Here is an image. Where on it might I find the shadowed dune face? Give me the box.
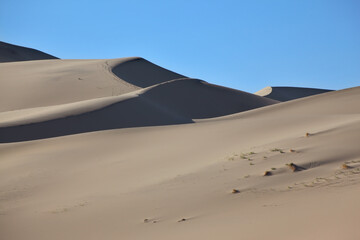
[112,58,186,88]
[0,41,58,63]
[255,86,333,101]
[0,97,193,143]
[0,79,278,143]
[142,79,279,119]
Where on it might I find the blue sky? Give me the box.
[1,0,359,93]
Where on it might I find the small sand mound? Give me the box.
[232,189,240,194]
[287,163,301,172]
[264,171,272,176]
[342,164,351,169]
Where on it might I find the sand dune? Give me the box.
[255,86,333,101]
[0,86,359,240]
[1,57,208,111]
[0,41,58,63]
[0,58,139,111]
[141,78,278,119]
[0,56,182,111]
[0,43,359,240]
[0,78,277,142]
[112,57,186,87]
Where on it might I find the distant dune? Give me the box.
[0,41,58,63]
[255,86,333,101]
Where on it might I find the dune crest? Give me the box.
[111,57,187,87]
[0,78,278,142]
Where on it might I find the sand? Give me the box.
[0,41,58,63]
[255,86,333,101]
[0,44,359,240]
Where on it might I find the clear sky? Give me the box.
[1,0,359,93]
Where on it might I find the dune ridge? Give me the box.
[0,78,278,142]
[111,57,187,87]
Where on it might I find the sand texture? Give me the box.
[1,44,359,240]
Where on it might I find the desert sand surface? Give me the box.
[255,86,333,101]
[1,44,360,240]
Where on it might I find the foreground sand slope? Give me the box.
[0,41,58,63]
[255,86,333,101]
[0,86,359,240]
